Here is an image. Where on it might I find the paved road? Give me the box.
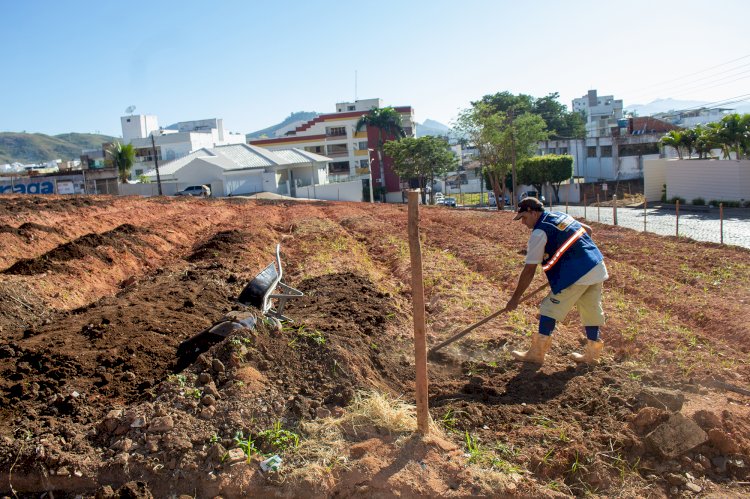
[548,204,750,249]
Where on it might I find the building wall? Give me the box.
[666,160,750,202]
[295,179,363,202]
[121,114,159,142]
[645,159,750,203]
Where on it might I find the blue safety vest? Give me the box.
[534,211,603,294]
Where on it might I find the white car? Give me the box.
[175,185,211,197]
[488,192,510,207]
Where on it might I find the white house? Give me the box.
[120,114,245,179]
[140,143,332,198]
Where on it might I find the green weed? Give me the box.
[257,421,300,453]
[233,430,258,460]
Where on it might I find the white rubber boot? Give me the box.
[511,333,552,364]
[570,339,604,365]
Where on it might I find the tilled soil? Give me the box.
[0,195,748,498]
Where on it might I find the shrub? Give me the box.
[692,197,706,206]
[710,200,741,208]
[669,196,686,204]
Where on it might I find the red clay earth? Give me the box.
[0,194,748,498]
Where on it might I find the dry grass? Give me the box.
[289,390,441,480]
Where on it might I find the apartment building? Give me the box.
[250,98,415,203]
[573,90,624,138]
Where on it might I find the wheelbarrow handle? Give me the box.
[428,283,548,355]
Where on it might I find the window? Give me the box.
[347,105,355,111]
[560,147,568,154]
[304,145,323,154]
[403,126,413,136]
[135,169,143,176]
[358,141,368,150]
[359,159,369,168]
[587,146,597,158]
[329,161,349,174]
[600,146,612,157]
[618,143,660,157]
[326,126,346,137]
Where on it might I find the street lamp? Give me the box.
[366,148,375,203]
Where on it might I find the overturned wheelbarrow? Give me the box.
[175,244,304,370]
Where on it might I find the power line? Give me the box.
[646,63,750,95]
[667,71,750,98]
[627,54,750,97]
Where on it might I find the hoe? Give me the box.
[428,283,547,358]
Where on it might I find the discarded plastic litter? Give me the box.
[260,454,282,472]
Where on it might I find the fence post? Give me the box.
[597,194,600,222]
[407,190,429,436]
[720,203,724,245]
[613,195,618,226]
[675,199,680,237]
[644,200,647,232]
[565,197,569,214]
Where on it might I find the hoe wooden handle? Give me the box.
[428,283,548,356]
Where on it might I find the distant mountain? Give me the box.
[246,111,319,140]
[625,98,709,116]
[0,132,118,164]
[416,119,451,138]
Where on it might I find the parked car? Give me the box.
[519,190,545,204]
[441,196,457,207]
[175,185,211,197]
[433,192,445,204]
[488,191,510,207]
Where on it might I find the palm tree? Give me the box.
[108,142,136,183]
[660,130,684,159]
[718,113,750,160]
[355,107,406,201]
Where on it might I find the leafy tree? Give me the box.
[355,107,406,201]
[107,142,136,183]
[384,136,458,204]
[474,91,585,139]
[454,104,547,209]
[518,155,573,202]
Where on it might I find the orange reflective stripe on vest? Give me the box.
[542,227,586,272]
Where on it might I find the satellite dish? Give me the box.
[125,105,136,114]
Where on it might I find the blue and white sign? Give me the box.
[0,180,56,195]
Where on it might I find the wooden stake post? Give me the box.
[675,199,680,237]
[407,190,430,435]
[720,203,724,244]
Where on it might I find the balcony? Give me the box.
[326,145,349,157]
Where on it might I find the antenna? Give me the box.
[125,105,136,115]
[355,70,357,102]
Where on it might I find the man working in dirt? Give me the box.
[505,197,608,365]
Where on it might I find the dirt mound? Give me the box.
[187,229,247,262]
[3,224,150,275]
[0,195,109,216]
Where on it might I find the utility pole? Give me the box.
[509,109,518,208]
[151,134,163,196]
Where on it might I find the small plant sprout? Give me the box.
[167,374,187,387]
[233,430,258,460]
[464,431,483,464]
[257,421,300,453]
[440,409,459,432]
[187,388,202,400]
[209,433,220,445]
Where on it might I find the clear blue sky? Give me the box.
[2,0,749,137]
